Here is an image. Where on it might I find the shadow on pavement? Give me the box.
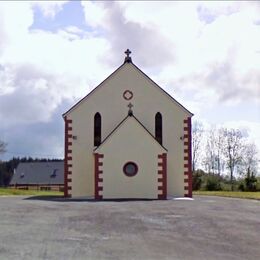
[24,196,156,202]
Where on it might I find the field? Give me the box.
[1,188,260,200]
[193,190,260,200]
[0,187,63,196]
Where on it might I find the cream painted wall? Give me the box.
[65,62,192,197]
[96,116,166,199]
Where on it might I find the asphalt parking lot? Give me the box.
[0,196,259,260]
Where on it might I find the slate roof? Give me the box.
[10,161,64,185]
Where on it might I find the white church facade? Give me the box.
[63,50,193,199]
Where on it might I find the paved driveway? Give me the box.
[0,196,259,260]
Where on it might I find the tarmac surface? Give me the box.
[0,195,259,260]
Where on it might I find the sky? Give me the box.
[0,1,259,161]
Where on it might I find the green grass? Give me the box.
[0,187,63,196]
[193,191,260,200]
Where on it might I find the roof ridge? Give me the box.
[94,114,167,152]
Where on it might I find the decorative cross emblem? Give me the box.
[128,103,133,110]
[125,49,131,58]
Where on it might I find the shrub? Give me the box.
[256,177,260,191]
[245,174,257,191]
[238,182,245,191]
[205,175,222,191]
[192,169,205,190]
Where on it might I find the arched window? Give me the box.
[94,113,101,146]
[155,112,162,145]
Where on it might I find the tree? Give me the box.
[215,128,226,176]
[204,128,216,174]
[239,142,259,176]
[0,140,7,186]
[0,140,7,155]
[238,142,259,191]
[192,121,204,172]
[222,128,243,191]
[203,127,225,175]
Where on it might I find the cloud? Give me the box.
[197,1,241,24]
[0,1,112,160]
[0,62,88,127]
[0,1,259,160]
[222,120,260,150]
[81,1,175,68]
[0,2,112,128]
[0,2,33,52]
[31,1,68,19]
[204,62,260,103]
[0,100,71,160]
[95,1,260,104]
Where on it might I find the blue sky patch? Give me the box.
[30,1,93,33]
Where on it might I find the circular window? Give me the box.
[123,90,133,100]
[123,162,138,177]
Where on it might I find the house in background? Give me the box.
[9,161,64,191]
[63,50,193,199]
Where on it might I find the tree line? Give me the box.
[1,126,259,191]
[192,121,259,191]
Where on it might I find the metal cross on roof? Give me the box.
[124,49,132,63]
[128,102,133,116]
[125,49,131,58]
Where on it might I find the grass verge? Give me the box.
[193,191,260,200]
[0,187,63,196]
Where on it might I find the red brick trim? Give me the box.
[183,117,192,197]
[158,162,163,167]
[158,153,167,199]
[94,153,104,200]
[64,116,73,198]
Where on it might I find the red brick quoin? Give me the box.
[183,117,192,197]
[94,153,104,200]
[158,153,167,199]
[64,116,73,198]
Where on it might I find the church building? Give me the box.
[63,50,193,199]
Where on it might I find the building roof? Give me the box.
[9,161,64,185]
[94,113,168,152]
[63,51,193,117]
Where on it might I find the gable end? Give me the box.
[63,61,193,118]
